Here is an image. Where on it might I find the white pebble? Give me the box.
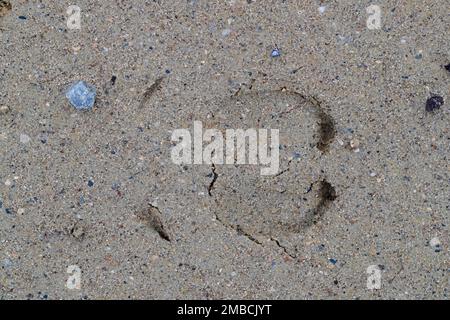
[350,139,360,149]
[429,237,440,247]
[0,106,10,114]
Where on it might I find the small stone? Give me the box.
[328,258,337,265]
[0,106,10,114]
[271,48,281,58]
[429,237,440,247]
[38,293,49,300]
[318,6,326,14]
[20,133,31,144]
[87,179,94,187]
[66,81,97,110]
[71,225,85,239]
[350,139,359,150]
[444,64,450,72]
[425,95,444,112]
[429,237,441,252]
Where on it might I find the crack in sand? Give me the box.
[207,164,218,196]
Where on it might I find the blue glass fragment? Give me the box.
[66,81,96,110]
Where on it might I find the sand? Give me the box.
[0,0,448,299]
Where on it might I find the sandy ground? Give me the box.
[0,0,449,299]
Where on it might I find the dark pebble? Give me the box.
[445,64,450,72]
[329,258,337,265]
[38,293,48,300]
[426,95,444,112]
[18,15,27,20]
[87,180,94,187]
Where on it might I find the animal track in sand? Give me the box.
[201,89,338,258]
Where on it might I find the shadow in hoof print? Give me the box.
[200,89,337,258]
